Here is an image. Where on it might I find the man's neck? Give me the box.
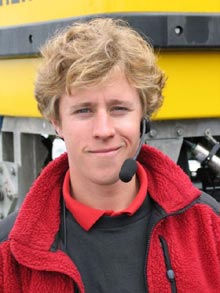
[69,173,139,212]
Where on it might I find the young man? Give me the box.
[1,18,220,292]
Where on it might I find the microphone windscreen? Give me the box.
[119,159,138,183]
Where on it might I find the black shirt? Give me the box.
[64,194,152,293]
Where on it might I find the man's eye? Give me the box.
[111,106,129,112]
[75,108,91,114]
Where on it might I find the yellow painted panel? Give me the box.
[0,58,40,117]
[0,0,220,27]
[0,2,219,119]
[157,51,220,119]
[0,52,219,119]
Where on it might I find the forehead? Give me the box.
[67,72,140,104]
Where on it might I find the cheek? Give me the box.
[122,122,141,149]
[129,117,142,136]
[63,128,85,150]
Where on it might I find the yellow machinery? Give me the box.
[0,0,220,218]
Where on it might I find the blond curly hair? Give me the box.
[34,18,166,121]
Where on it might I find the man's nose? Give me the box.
[92,112,115,139]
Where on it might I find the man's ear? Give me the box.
[51,119,63,138]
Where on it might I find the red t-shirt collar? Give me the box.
[63,162,148,231]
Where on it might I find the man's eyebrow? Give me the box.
[69,99,134,110]
[107,99,134,106]
[70,102,94,109]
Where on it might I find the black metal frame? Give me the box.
[1,12,220,58]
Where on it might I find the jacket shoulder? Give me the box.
[196,192,220,215]
[0,211,18,243]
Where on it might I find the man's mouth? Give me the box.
[89,146,121,154]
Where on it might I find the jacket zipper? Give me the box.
[144,211,177,292]
[159,235,177,293]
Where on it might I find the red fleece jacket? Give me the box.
[0,144,220,292]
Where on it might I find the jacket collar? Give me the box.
[138,144,201,213]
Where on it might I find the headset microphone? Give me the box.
[119,118,150,183]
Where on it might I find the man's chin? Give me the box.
[90,172,121,186]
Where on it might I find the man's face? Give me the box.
[53,72,143,187]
